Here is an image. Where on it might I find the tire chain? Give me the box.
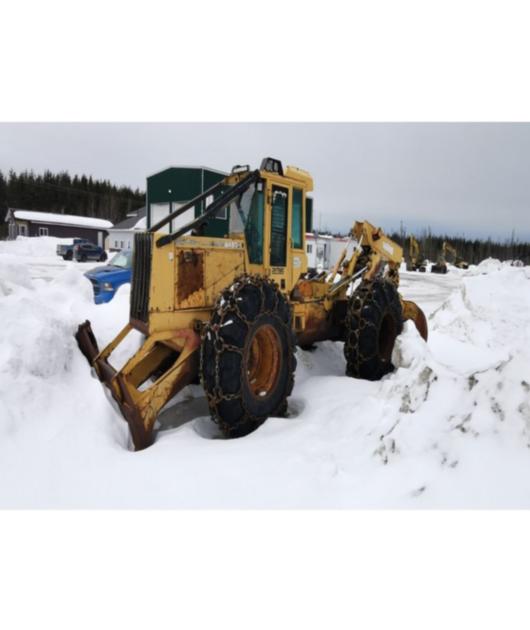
[343,279,403,378]
[200,274,296,435]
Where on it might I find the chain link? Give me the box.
[344,278,402,377]
[200,274,294,435]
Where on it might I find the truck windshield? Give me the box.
[109,251,132,268]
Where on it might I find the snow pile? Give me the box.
[284,263,530,507]
[474,257,506,274]
[0,235,72,258]
[380,265,530,505]
[0,259,33,295]
[0,237,529,507]
[0,242,141,506]
[0,261,126,432]
[465,257,530,277]
[0,236,111,284]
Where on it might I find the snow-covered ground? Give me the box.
[1,236,530,508]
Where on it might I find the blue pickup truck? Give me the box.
[84,250,132,304]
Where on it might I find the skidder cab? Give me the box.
[76,158,428,450]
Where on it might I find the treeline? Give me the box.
[386,228,530,265]
[324,227,530,265]
[0,169,145,236]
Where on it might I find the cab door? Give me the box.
[289,187,306,287]
[268,184,289,291]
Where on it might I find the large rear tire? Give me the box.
[344,279,403,380]
[200,275,296,438]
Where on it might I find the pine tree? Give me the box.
[2,168,145,228]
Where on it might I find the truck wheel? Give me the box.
[344,279,403,381]
[200,275,296,438]
[99,252,107,262]
[65,251,73,261]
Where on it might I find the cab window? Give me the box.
[244,186,264,264]
[270,186,288,267]
[292,188,303,249]
[225,182,265,264]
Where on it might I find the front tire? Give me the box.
[200,275,296,438]
[344,279,403,380]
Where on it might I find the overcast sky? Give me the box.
[1,122,529,241]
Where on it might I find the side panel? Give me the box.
[144,233,246,334]
[175,246,246,310]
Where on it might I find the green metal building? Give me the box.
[146,166,227,237]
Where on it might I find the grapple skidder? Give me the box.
[76,158,428,450]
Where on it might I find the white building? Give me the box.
[107,207,146,251]
[305,233,349,271]
[6,208,112,246]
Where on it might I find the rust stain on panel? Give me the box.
[177,250,204,302]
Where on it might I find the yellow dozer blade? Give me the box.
[76,320,200,450]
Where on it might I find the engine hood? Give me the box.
[85,265,130,284]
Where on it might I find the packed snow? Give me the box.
[1,236,530,508]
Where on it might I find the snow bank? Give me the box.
[0,237,529,507]
[465,257,530,277]
[0,260,33,295]
[0,258,128,443]
[384,265,530,506]
[0,235,72,258]
[0,239,141,507]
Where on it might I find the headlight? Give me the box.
[102,282,113,291]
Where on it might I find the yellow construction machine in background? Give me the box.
[432,240,469,273]
[405,235,427,272]
[76,158,428,450]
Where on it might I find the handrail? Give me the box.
[148,178,226,233]
[155,170,261,248]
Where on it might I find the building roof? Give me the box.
[108,207,146,231]
[147,165,228,179]
[8,208,113,229]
